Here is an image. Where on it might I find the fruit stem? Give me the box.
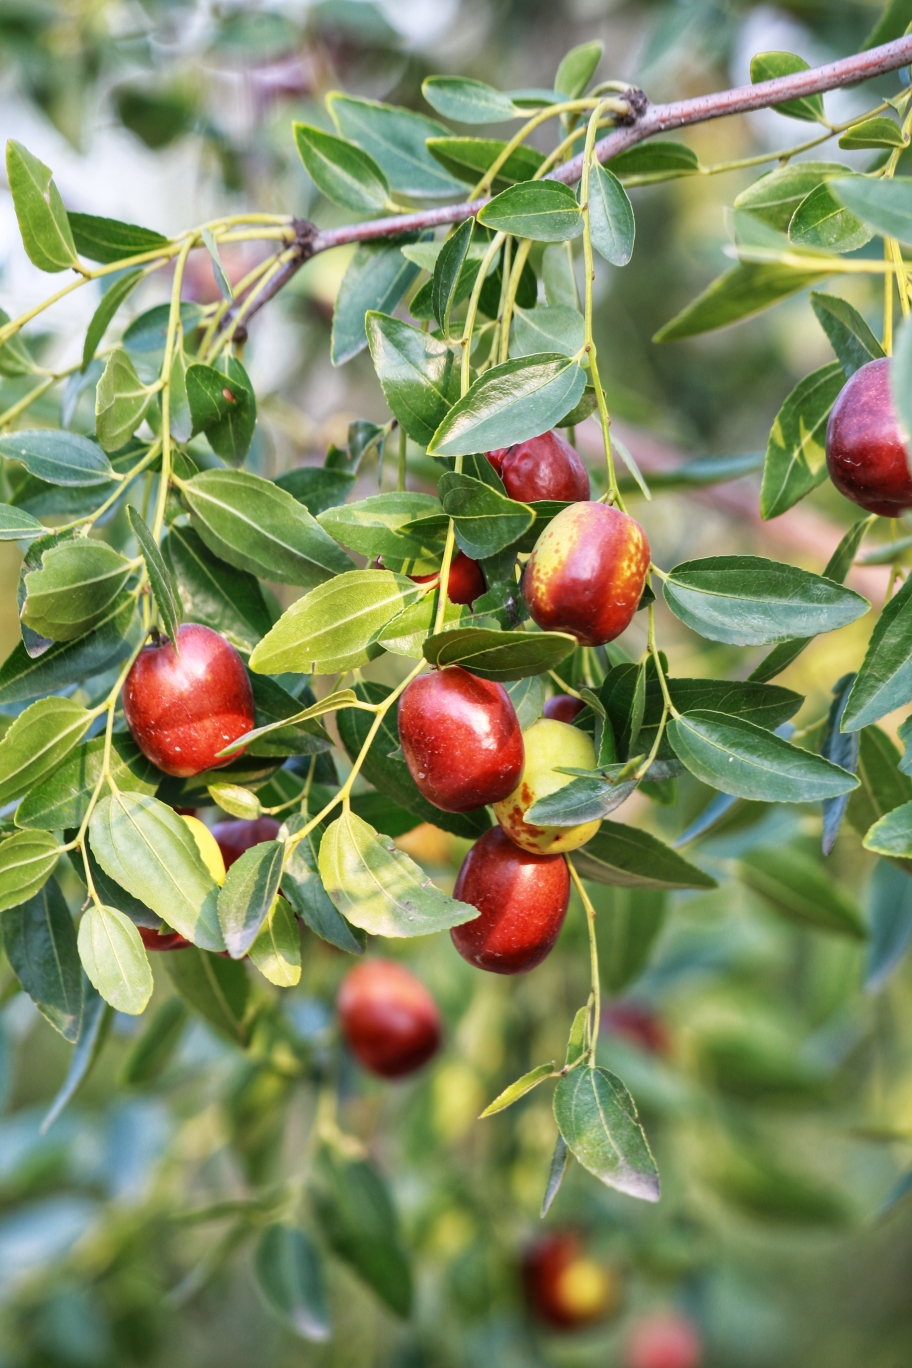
[466,97,612,200]
[647,604,676,718]
[499,237,533,364]
[152,235,194,543]
[568,860,601,1064]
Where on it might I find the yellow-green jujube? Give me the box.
[493,718,600,855]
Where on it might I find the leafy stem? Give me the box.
[567,859,601,1065]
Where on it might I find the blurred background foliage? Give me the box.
[2,1,912,1365]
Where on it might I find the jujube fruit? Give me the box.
[123,623,255,778]
[338,958,441,1078]
[398,666,524,813]
[494,718,601,855]
[543,694,585,724]
[523,1231,623,1329]
[451,826,569,974]
[139,926,189,952]
[487,429,590,502]
[211,816,281,870]
[603,1001,670,1055]
[825,356,912,515]
[624,1313,703,1368]
[377,551,485,606]
[523,502,650,646]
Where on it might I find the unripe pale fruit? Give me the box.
[487,429,590,502]
[123,624,255,778]
[494,718,600,855]
[524,1232,623,1330]
[523,502,650,646]
[625,1314,703,1368]
[543,694,585,724]
[825,357,912,515]
[451,826,569,974]
[398,666,524,813]
[211,816,281,871]
[338,959,441,1078]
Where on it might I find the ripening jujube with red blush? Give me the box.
[122,623,255,778]
[410,550,486,605]
[486,429,590,503]
[543,693,585,724]
[398,666,524,813]
[825,356,912,515]
[523,501,650,646]
[337,958,441,1078]
[451,825,569,974]
[624,1313,703,1368]
[211,816,281,871]
[523,1231,623,1330]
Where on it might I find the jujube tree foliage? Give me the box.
[2,19,912,1339]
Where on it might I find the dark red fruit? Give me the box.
[625,1314,703,1368]
[398,667,524,813]
[523,502,650,646]
[488,429,590,502]
[451,826,569,973]
[603,1001,670,1055]
[543,694,585,724]
[410,551,486,606]
[825,357,912,515]
[123,624,255,778]
[338,958,441,1078]
[211,816,281,871]
[138,926,190,951]
[524,1231,622,1329]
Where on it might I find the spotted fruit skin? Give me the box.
[825,357,912,515]
[451,826,569,974]
[524,1232,622,1330]
[494,718,600,855]
[487,429,590,502]
[398,666,524,813]
[123,624,255,778]
[523,502,650,646]
[211,816,281,871]
[543,694,585,724]
[338,958,441,1078]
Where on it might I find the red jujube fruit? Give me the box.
[398,666,524,813]
[524,1231,622,1329]
[211,816,281,870]
[451,826,569,973]
[338,959,442,1078]
[543,694,585,724]
[825,356,912,515]
[488,429,590,502]
[138,926,189,951]
[123,623,255,778]
[411,550,486,606]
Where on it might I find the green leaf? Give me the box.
[201,356,256,465]
[82,270,144,370]
[21,540,134,642]
[95,347,151,452]
[243,676,333,759]
[606,141,699,183]
[866,859,912,993]
[319,492,445,571]
[478,181,583,242]
[423,626,576,680]
[0,308,37,379]
[863,800,912,860]
[843,573,912,730]
[789,182,872,253]
[318,809,477,937]
[207,783,262,820]
[250,569,423,676]
[438,472,534,559]
[294,121,390,211]
[654,262,829,343]
[810,291,884,377]
[2,877,82,1041]
[5,140,78,272]
[571,822,716,891]
[128,506,181,645]
[376,596,471,659]
[433,219,474,335]
[162,525,272,653]
[839,116,907,150]
[663,555,868,646]
[0,697,92,805]
[365,313,458,444]
[846,725,912,874]
[587,164,635,266]
[761,362,846,519]
[511,304,585,359]
[248,895,301,987]
[829,176,912,244]
[506,674,546,729]
[217,840,284,958]
[77,903,152,1015]
[750,51,825,122]
[313,1147,412,1316]
[122,301,203,358]
[479,1062,556,1118]
[41,985,111,1133]
[254,1225,330,1342]
[281,814,364,954]
[421,76,521,124]
[199,227,231,302]
[428,352,585,456]
[541,1133,570,1217]
[592,884,666,994]
[120,997,188,1086]
[863,0,912,48]
[67,212,168,264]
[733,163,847,231]
[0,430,115,486]
[425,136,544,189]
[667,710,859,802]
[0,594,139,705]
[184,362,231,432]
[553,1065,659,1202]
[332,238,424,366]
[555,41,603,99]
[274,468,356,516]
[89,792,224,951]
[164,946,249,1045]
[526,771,638,826]
[0,506,43,541]
[181,469,352,588]
[740,846,866,937]
[328,93,464,199]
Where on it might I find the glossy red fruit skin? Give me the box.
[398,667,524,813]
[211,816,281,871]
[123,624,255,778]
[825,357,912,515]
[490,430,590,503]
[451,826,569,974]
[138,926,190,951]
[523,502,650,646]
[411,551,485,606]
[625,1314,702,1368]
[338,959,441,1078]
[543,694,585,724]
